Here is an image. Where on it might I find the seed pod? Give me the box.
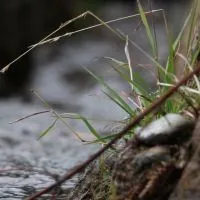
[135,114,195,146]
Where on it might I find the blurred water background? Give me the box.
[0,0,192,198]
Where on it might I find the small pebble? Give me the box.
[133,146,171,173]
[135,113,195,145]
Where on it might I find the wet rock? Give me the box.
[133,146,171,173]
[135,113,195,145]
[112,115,194,200]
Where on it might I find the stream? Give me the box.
[0,2,190,199]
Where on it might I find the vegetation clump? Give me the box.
[3,0,200,199]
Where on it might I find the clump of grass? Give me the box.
[5,0,200,199]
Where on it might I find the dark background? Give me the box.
[0,0,191,98]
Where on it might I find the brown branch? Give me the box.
[26,65,200,200]
[9,110,50,124]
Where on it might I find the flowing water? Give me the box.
[0,2,190,199]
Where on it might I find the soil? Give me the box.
[169,115,200,200]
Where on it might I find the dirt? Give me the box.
[170,115,200,200]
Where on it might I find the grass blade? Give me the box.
[37,119,58,140]
[75,114,102,141]
[84,67,134,115]
[137,0,157,58]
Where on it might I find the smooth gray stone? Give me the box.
[135,114,195,145]
[133,146,171,173]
